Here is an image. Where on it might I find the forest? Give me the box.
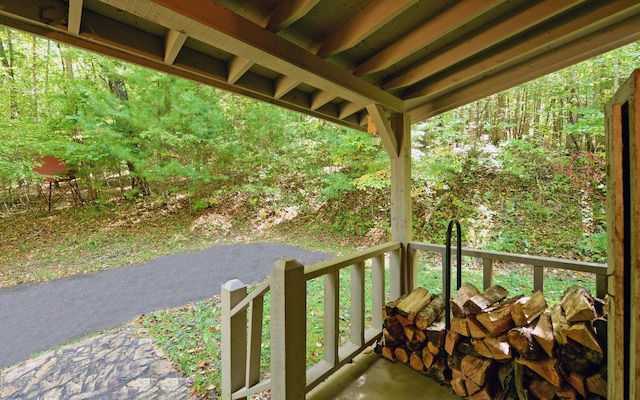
[1,27,639,285]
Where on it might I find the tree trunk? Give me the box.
[108,77,151,197]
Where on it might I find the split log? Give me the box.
[467,387,493,400]
[465,378,482,396]
[517,357,565,387]
[484,334,512,361]
[421,346,434,369]
[426,341,440,356]
[563,321,602,353]
[467,315,488,339]
[383,316,405,342]
[393,346,410,363]
[415,294,445,330]
[451,283,480,317]
[471,338,494,359]
[381,346,395,361]
[451,377,468,397]
[561,285,596,323]
[511,291,547,327]
[464,285,509,314]
[507,326,542,360]
[384,295,405,318]
[425,356,446,382]
[528,378,557,400]
[566,371,587,398]
[409,351,425,372]
[458,339,482,357]
[445,331,461,356]
[476,302,515,336]
[396,287,433,323]
[461,355,494,387]
[585,367,607,398]
[531,312,555,358]
[551,304,569,345]
[451,316,471,336]
[556,384,579,400]
[426,321,446,348]
[558,338,603,374]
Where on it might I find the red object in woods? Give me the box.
[34,156,70,182]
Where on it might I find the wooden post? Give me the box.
[605,69,640,399]
[482,258,493,290]
[390,112,412,295]
[270,258,306,400]
[533,265,544,293]
[372,255,385,328]
[351,261,365,346]
[324,269,339,367]
[221,279,248,400]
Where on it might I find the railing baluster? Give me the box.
[390,248,402,299]
[324,269,339,366]
[246,295,263,389]
[351,261,365,346]
[222,279,248,400]
[596,273,606,298]
[533,265,544,292]
[372,255,385,329]
[482,258,493,290]
[270,259,306,400]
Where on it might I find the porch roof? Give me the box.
[1,0,638,133]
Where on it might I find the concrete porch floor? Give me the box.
[307,351,463,400]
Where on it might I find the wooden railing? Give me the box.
[408,242,608,298]
[221,241,402,400]
[222,241,607,399]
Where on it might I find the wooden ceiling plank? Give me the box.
[267,0,321,31]
[227,56,253,84]
[125,0,403,111]
[408,12,640,122]
[67,0,83,35]
[316,0,418,58]
[354,0,505,76]
[366,103,398,156]
[310,90,336,111]
[382,0,585,90]
[404,0,640,101]
[274,75,300,99]
[164,29,187,64]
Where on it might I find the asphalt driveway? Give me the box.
[0,243,331,369]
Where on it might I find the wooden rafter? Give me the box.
[267,0,320,31]
[354,0,505,76]
[310,90,336,111]
[382,0,585,90]
[408,12,640,122]
[116,0,403,111]
[228,56,253,84]
[67,0,83,35]
[274,76,300,99]
[164,29,186,64]
[315,0,418,58]
[403,0,640,101]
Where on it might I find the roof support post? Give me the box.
[388,112,412,295]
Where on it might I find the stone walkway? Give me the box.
[0,328,192,399]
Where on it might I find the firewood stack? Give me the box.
[375,284,608,399]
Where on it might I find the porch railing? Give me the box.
[222,241,607,399]
[408,242,607,298]
[222,241,402,400]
